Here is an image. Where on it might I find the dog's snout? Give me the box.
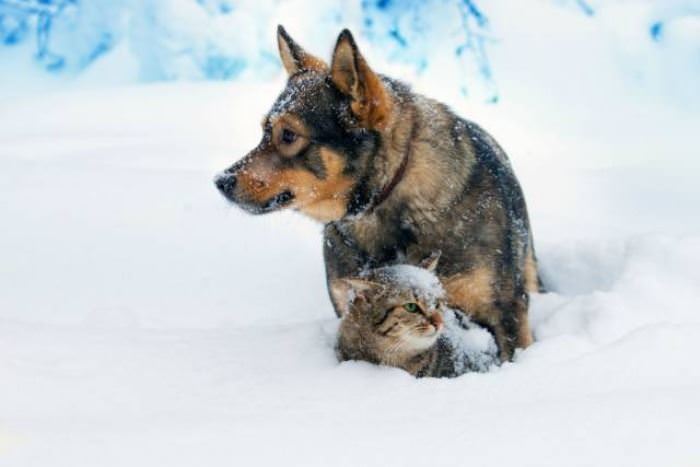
[215,172,237,196]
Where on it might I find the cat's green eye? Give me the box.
[403,303,419,313]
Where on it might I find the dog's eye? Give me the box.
[403,303,420,313]
[281,128,297,145]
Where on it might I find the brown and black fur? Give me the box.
[215,26,541,360]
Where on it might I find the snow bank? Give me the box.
[0,78,698,466]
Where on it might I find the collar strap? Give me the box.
[364,120,417,214]
[365,147,410,214]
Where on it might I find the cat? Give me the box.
[333,253,499,378]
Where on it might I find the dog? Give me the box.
[215,26,541,360]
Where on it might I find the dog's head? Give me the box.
[215,26,393,222]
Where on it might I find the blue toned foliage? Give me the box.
[0,7,29,45]
[1,0,695,103]
[361,0,497,100]
[0,0,504,96]
[0,0,271,80]
[554,0,594,16]
[574,0,594,16]
[202,54,246,80]
[0,0,115,71]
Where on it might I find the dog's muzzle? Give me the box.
[214,171,295,214]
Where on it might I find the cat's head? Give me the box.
[333,253,446,365]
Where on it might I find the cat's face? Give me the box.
[335,262,446,364]
[366,290,444,353]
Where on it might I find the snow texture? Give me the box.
[1,83,698,466]
[1,1,699,466]
[440,307,500,374]
[369,264,445,304]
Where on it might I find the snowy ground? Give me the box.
[1,80,699,466]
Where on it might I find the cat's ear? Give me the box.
[330,29,392,129]
[330,278,381,317]
[419,250,442,273]
[277,25,328,76]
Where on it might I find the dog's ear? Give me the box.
[277,25,328,75]
[330,29,392,130]
[330,278,382,317]
[419,250,442,273]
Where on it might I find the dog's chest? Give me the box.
[343,207,443,266]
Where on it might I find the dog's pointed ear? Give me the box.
[330,29,392,130]
[330,277,382,317]
[277,25,328,76]
[419,250,442,273]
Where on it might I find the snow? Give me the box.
[1,80,698,467]
[2,1,700,465]
[441,307,500,373]
[370,264,445,303]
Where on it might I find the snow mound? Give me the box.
[1,78,699,465]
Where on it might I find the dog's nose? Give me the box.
[215,172,237,195]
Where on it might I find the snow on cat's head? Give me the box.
[334,253,447,363]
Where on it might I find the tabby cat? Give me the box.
[333,254,499,378]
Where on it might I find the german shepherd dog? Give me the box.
[215,26,541,360]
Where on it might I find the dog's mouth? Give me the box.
[233,190,295,215]
[262,190,295,212]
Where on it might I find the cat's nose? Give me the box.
[429,312,443,330]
